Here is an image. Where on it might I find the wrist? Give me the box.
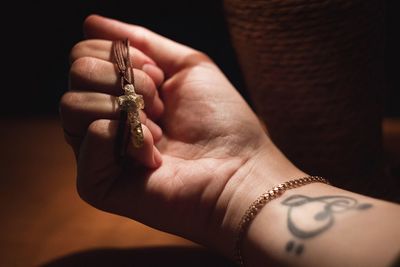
[208,139,307,260]
[242,182,335,266]
[200,140,400,267]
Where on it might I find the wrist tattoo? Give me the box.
[281,195,372,255]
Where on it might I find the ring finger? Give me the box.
[60,91,163,146]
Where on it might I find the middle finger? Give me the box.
[70,39,164,87]
[69,56,164,119]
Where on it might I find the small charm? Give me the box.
[113,38,145,155]
[117,84,144,148]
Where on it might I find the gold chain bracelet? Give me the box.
[234,176,329,266]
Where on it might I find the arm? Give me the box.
[227,156,400,267]
[61,15,400,267]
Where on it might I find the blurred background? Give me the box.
[0,1,399,266]
[1,1,245,118]
[0,1,399,118]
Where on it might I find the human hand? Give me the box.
[60,15,304,258]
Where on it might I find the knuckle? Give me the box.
[87,119,104,135]
[193,51,213,63]
[59,92,85,115]
[182,51,214,69]
[87,119,109,142]
[70,56,97,83]
[132,26,150,51]
[190,51,213,64]
[69,41,87,63]
[70,40,100,63]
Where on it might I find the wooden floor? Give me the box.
[0,118,222,267]
[0,118,398,267]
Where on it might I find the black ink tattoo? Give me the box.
[281,195,372,255]
[285,240,304,255]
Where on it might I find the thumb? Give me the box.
[83,14,202,77]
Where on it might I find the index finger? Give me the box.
[83,15,209,77]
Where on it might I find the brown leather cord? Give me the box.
[113,39,145,162]
[113,39,135,89]
[112,39,134,162]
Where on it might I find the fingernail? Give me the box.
[153,146,163,167]
[142,63,156,73]
[142,63,164,87]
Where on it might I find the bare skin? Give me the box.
[60,15,400,267]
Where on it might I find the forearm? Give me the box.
[243,183,400,267]
[212,141,400,266]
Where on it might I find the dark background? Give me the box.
[2,0,399,118]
